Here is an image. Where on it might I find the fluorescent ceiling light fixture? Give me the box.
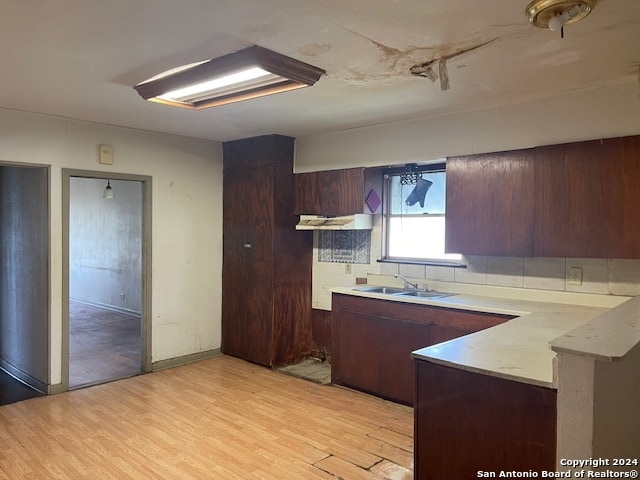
[134,46,325,110]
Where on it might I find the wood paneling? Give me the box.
[222,135,312,367]
[294,168,366,215]
[222,166,275,366]
[446,151,535,256]
[446,135,640,258]
[0,355,414,479]
[414,360,557,479]
[331,294,512,405]
[311,308,332,356]
[534,136,640,258]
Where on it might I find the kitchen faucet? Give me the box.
[394,273,420,290]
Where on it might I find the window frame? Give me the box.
[380,161,463,266]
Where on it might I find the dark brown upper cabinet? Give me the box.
[294,167,383,216]
[534,136,640,258]
[445,150,536,257]
[445,134,640,259]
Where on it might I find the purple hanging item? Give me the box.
[365,189,381,213]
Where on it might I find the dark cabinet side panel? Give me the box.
[446,152,535,256]
[415,361,557,479]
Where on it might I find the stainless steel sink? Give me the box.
[353,286,408,294]
[352,286,455,299]
[395,290,454,299]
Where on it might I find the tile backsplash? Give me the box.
[311,217,640,310]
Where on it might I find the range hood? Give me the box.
[295,214,373,230]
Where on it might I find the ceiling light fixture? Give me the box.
[526,0,597,37]
[134,45,325,110]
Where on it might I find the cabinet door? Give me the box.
[534,136,640,258]
[294,168,365,215]
[377,317,431,405]
[222,166,275,366]
[333,307,381,395]
[446,152,535,256]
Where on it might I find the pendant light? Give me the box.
[103,180,114,199]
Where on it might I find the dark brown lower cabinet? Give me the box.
[331,294,512,405]
[414,360,557,479]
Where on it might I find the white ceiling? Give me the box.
[1,0,638,143]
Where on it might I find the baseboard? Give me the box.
[152,349,222,371]
[70,298,141,317]
[0,358,48,394]
[48,383,65,395]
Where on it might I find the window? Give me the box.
[383,162,461,263]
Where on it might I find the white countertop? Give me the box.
[331,282,632,389]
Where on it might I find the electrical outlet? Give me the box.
[120,293,126,299]
[568,267,583,286]
[345,264,352,274]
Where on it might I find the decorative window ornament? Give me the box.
[400,163,422,185]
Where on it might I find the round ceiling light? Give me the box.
[526,0,597,29]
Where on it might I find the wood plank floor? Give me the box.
[69,300,142,389]
[0,355,413,479]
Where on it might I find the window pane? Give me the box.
[389,171,446,215]
[387,216,461,261]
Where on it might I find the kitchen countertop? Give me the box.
[331,281,632,389]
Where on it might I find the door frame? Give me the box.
[61,169,152,391]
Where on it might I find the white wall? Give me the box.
[297,80,640,310]
[295,81,640,172]
[70,178,142,313]
[0,108,222,386]
[312,218,640,310]
[556,342,640,470]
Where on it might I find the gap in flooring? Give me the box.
[276,357,331,384]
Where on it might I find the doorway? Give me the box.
[0,163,49,405]
[62,170,152,391]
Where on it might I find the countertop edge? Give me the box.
[332,284,633,388]
[550,295,640,361]
[410,352,555,389]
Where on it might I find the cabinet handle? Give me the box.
[243,243,253,249]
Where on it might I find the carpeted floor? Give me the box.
[69,300,142,389]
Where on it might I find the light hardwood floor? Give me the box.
[0,355,413,479]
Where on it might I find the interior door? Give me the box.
[222,166,274,366]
